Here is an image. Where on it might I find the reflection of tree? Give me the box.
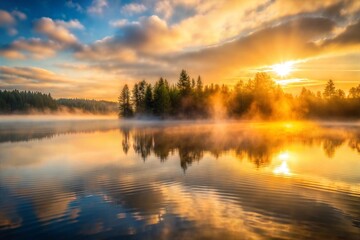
[119,124,360,171]
[125,126,280,171]
[120,127,131,155]
[132,132,153,161]
[0,120,119,143]
[179,148,203,171]
[349,133,360,154]
[322,136,345,158]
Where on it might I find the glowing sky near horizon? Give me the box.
[0,0,360,100]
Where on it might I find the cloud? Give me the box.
[34,17,78,45]
[77,15,182,62]
[11,10,26,20]
[6,28,18,36]
[326,20,360,46]
[0,9,27,37]
[121,3,147,15]
[109,19,130,28]
[2,0,360,99]
[0,18,82,60]
[171,17,337,79]
[74,1,360,85]
[0,10,26,36]
[56,19,85,30]
[74,37,138,62]
[0,66,71,86]
[87,0,108,15]
[0,65,125,100]
[66,0,83,12]
[0,10,15,26]
[0,38,61,59]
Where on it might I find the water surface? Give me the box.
[0,119,360,239]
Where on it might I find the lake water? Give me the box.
[0,119,360,239]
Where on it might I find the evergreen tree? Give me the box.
[132,80,148,114]
[118,84,133,118]
[144,84,153,114]
[349,84,360,98]
[177,69,191,96]
[191,78,196,90]
[323,79,336,99]
[196,76,203,94]
[153,77,171,117]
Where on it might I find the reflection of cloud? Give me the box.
[1,122,360,238]
[0,212,22,230]
[32,194,76,222]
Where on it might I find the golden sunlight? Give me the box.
[272,61,294,77]
[273,160,291,176]
[273,151,291,176]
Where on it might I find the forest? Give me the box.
[1,70,360,119]
[119,70,360,119]
[0,90,117,114]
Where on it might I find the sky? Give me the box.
[0,0,360,100]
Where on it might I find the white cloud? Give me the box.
[109,19,129,28]
[121,3,147,15]
[66,0,83,12]
[109,19,140,28]
[56,19,85,30]
[87,0,108,15]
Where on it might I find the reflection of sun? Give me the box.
[272,61,294,77]
[273,161,291,176]
[273,151,291,176]
[278,152,289,161]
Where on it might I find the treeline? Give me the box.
[57,98,117,114]
[119,70,360,119]
[0,90,117,114]
[0,90,57,112]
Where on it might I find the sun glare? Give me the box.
[272,61,294,77]
[273,161,291,175]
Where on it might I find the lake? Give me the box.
[0,119,360,239]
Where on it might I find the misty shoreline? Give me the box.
[1,115,360,128]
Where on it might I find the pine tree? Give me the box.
[153,77,171,117]
[118,84,133,118]
[323,79,336,99]
[132,80,148,114]
[196,76,203,94]
[177,69,191,96]
[144,84,153,114]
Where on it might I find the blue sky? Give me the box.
[0,0,360,100]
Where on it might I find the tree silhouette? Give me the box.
[153,77,170,117]
[144,84,153,114]
[177,69,191,96]
[323,79,336,99]
[118,84,133,118]
[110,71,360,120]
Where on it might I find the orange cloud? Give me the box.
[34,17,78,45]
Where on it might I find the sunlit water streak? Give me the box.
[0,119,360,239]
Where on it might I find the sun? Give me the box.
[272,61,294,77]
